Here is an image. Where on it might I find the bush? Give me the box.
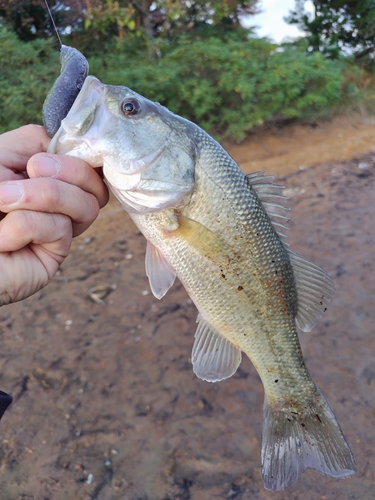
[0,28,364,142]
[90,35,355,142]
[0,28,59,133]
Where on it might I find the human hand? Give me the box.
[0,124,109,306]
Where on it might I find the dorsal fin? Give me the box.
[246,171,334,331]
[246,171,290,240]
[288,250,335,332]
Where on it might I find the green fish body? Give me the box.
[46,73,356,490]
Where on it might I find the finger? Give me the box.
[0,209,72,260]
[0,178,100,237]
[27,153,109,209]
[0,169,26,183]
[0,211,72,304]
[0,125,50,172]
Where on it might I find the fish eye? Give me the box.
[120,99,141,116]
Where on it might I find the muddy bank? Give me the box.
[226,116,375,176]
[0,148,374,499]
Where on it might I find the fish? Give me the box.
[44,54,356,490]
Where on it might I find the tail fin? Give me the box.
[261,388,356,490]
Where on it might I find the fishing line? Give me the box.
[44,0,62,48]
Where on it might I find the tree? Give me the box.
[0,0,83,42]
[81,0,260,46]
[286,0,375,62]
[0,0,260,46]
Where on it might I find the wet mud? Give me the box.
[0,137,374,499]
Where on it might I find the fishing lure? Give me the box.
[42,1,88,137]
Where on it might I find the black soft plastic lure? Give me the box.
[43,45,89,137]
[42,1,88,137]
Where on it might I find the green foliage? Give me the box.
[151,0,259,37]
[0,28,59,133]
[0,27,365,142]
[69,0,260,54]
[0,0,259,49]
[286,0,375,64]
[90,34,352,142]
[0,0,81,42]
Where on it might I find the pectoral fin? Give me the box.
[289,250,335,332]
[145,241,176,299]
[192,315,242,382]
[173,215,229,261]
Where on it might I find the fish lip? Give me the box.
[73,75,105,109]
[61,76,105,137]
[47,76,106,154]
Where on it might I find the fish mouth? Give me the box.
[67,75,105,121]
[47,76,106,158]
[60,76,107,140]
[48,76,166,175]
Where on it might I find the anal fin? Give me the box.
[192,315,242,382]
[145,241,176,299]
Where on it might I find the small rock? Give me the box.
[358,162,369,169]
[88,285,116,305]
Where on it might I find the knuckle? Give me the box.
[20,124,49,149]
[79,195,100,226]
[8,210,37,238]
[20,124,42,135]
[51,213,72,238]
[80,163,101,195]
[57,213,72,231]
[23,211,43,236]
[99,184,110,208]
[41,178,62,207]
[60,155,87,178]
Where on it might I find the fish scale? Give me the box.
[131,132,308,401]
[44,64,356,490]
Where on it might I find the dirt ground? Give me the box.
[0,117,375,499]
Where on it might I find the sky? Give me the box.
[242,0,314,43]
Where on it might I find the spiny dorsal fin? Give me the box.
[145,241,176,299]
[246,171,290,240]
[192,315,242,382]
[288,250,335,332]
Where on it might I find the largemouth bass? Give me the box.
[44,59,356,490]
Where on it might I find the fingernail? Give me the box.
[0,184,23,204]
[34,155,60,177]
